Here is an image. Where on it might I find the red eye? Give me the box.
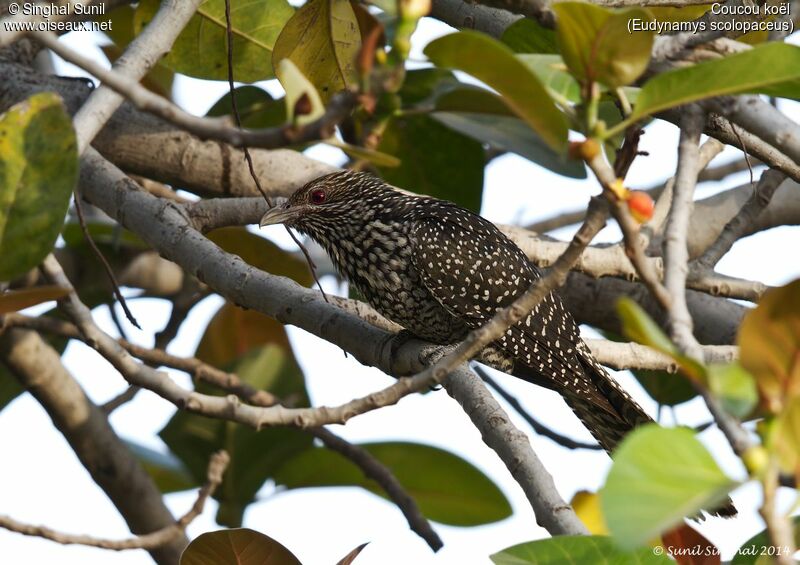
[310,189,326,205]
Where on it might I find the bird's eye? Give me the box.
[310,189,326,205]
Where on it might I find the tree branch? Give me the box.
[0,327,187,564]
[33,31,357,152]
[474,366,602,451]
[694,168,787,270]
[444,367,589,535]
[69,0,202,153]
[0,451,229,551]
[662,107,754,458]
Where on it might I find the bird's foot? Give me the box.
[383,329,417,375]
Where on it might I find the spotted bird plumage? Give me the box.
[258,171,736,517]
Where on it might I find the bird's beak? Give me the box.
[259,201,299,227]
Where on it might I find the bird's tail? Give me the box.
[565,343,738,519]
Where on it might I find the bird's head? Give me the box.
[259,170,392,233]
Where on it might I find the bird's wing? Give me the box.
[408,213,585,383]
[409,213,650,449]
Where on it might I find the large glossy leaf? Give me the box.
[424,31,568,152]
[272,0,361,103]
[490,535,672,564]
[631,43,800,121]
[0,286,69,314]
[432,111,586,178]
[429,84,585,180]
[553,2,654,88]
[601,425,736,548]
[135,0,294,82]
[273,441,512,526]
[377,115,485,212]
[738,279,800,415]
[181,528,301,565]
[161,303,312,526]
[207,86,286,129]
[517,54,581,104]
[399,68,459,107]
[0,93,77,281]
[194,300,292,368]
[207,227,312,291]
[634,369,697,407]
[501,18,558,54]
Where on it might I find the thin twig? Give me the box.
[475,366,602,451]
[32,31,357,151]
[584,151,672,309]
[310,427,443,551]
[0,451,229,550]
[663,107,753,457]
[221,0,330,306]
[73,192,141,328]
[694,169,786,270]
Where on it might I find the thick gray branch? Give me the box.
[444,368,589,535]
[0,328,186,564]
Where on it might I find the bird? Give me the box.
[260,170,735,516]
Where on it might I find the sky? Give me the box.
[1,13,800,565]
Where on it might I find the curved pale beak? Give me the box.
[259,201,299,227]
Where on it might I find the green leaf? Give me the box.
[272,0,361,103]
[424,31,568,152]
[161,303,312,527]
[0,286,69,314]
[275,59,327,126]
[0,93,77,281]
[377,115,485,212]
[327,139,401,167]
[616,298,705,381]
[601,330,696,407]
[124,440,197,493]
[517,54,582,103]
[399,68,460,107]
[737,278,800,415]
[631,43,800,121]
[207,86,286,129]
[135,0,294,83]
[207,227,312,290]
[601,425,736,548]
[501,18,558,54]
[273,441,512,526]
[616,298,678,357]
[180,528,302,565]
[553,2,654,88]
[769,397,800,475]
[491,535,672,565]
[432,111,586,178]
[102,5,174,97]
[633,369,698,408]
[706,362,757,419]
